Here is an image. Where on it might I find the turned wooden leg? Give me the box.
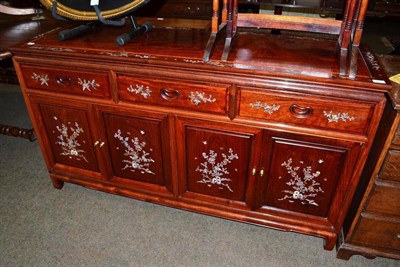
[0,124,36,141]
[50,177,64,189]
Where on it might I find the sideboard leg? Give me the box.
[364,254,377,260]
[323,235,337,250]
[336,247,377,260]
[336,247,357,260]
[50,176,64,189]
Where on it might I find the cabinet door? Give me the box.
[97,106,172,191]
[30,96,101,175]
[176,117,263,207]
[258,131,361,220]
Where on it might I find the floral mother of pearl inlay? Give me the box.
[52,116,88,162]
[78,78,99,92]
[195,141,238,192]
[278,158,325,206]
[114,129,155,175]
[31,73,49,86]
[323,111,356,123]
[249,101,280,114]
[127,84,152,98]
[189,91,216,105]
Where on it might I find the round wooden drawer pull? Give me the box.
[289,104,313,118]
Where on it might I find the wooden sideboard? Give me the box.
[11,19,390,250]
[337,55,400,260]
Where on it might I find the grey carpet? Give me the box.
[0,83,398,267]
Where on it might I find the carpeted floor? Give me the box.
[0,83,399,266]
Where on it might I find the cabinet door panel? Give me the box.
[262,136,348,217]
[186,127,251,201]
[177,118,262,205]
[37,103,99,172]
[102,112,167,186]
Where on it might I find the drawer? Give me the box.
[117,75,230,115]
[21,64,111,99]
[238,88,374,135]
[365,181,400,217]
[379,150,400,182]
[352,213,400,252]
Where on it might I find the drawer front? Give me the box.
[118,75,230,115]
[365,182,400,216]
[238,88,374,135]
[352,214,400,251]
[379,150,400,182]
[21,65,111,98]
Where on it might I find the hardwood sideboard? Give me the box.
[11,19,390,250]
[337,55,400,260]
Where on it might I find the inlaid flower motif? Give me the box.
[189,91,216,105]
[127,84,152,98]
[114,129,155,175]
[31,73,49,86]
[249,101,280,114]
[323,111,355,123]
[195,145,238,192]
[77,78,99,92]
[53,116,88,162]
[278,158,324,206]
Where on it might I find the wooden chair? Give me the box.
[203,0,370,78]
[203,0,228,61]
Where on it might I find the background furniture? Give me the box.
[11,18,390,250]
[336,55,400,260]
[0,6,66,141]
[203,0,371,79]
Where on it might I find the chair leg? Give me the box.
[339,47,348,77]
[221,37,233,62]
[348,45,359,79]
[203,33,217,62]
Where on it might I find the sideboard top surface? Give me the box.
[11,18,391,92]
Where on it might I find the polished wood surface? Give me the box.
[10,18,387,85]
[336,55,400,260]
[0,11,67,56]
[11,21,390,252]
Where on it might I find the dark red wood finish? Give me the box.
[11,20,390,251]
[117,74,230,115]
[21,64,111,99]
